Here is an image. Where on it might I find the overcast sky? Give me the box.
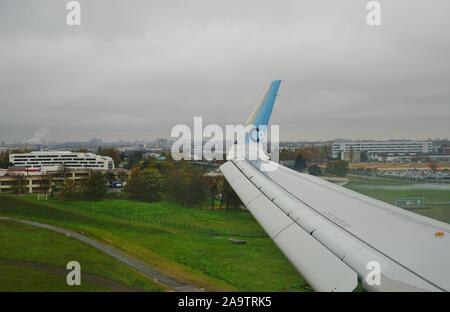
[1,0,449,143]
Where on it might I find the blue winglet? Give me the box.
[246,80,281,127]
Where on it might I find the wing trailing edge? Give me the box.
[221,160,358,292]
[220,81,450,291]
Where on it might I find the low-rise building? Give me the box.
[0,169,90,194]
[341,150,361,162]
[332,140,432,159]
[9,151,114,170]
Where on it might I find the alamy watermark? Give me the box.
[66,261,81,286]
[366,260,382,286]
[366,1,382,26]
[66,1,81,26]
[170,117,279,170]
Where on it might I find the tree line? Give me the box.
[56,153,242,210]
[279,147,348,177]
[124,156,242,209]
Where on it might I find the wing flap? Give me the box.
[221,160,358,292]
[274,223,357,292]
[219,80,450,291]
[263,164,450,291]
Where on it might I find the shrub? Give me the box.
[125,167,164,202]
[164,167,208,206]
[60,171,107,200]
[325,160,349,177]
[308,165,322,176]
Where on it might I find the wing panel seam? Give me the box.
[250,161,445,291]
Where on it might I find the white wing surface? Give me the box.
[220,81,450,292]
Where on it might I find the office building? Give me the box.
[332,140,432,158]
[9,151,114,170]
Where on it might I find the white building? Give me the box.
[9,151,114,170]
[332,140,432,159]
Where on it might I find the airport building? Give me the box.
[332,140,433,159]
[0,169,91,194]
[341,150,361,162]
[9,151,114,170]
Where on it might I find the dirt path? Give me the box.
[0,217,202,292]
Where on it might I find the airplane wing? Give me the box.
[219,81,450,292]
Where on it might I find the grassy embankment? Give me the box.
[2,176,448,292]
[0,195,309,292]
[0,220,162,291]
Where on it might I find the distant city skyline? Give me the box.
[2,136,450,146]
[1,1,450,143]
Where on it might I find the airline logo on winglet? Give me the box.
[170,81,281,170]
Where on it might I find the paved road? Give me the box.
[1,217,202,292]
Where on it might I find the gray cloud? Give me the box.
[1,0,449,142]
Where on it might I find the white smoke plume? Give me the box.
[26,128,49,144]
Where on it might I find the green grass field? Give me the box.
[0,220,162,291]
[0,195,309,292]
[2,176,449,292]
[0,264,107,292]
[345,176,450,224]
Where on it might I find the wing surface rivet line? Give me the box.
[246,194,263,206]
[272,221,296,240]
